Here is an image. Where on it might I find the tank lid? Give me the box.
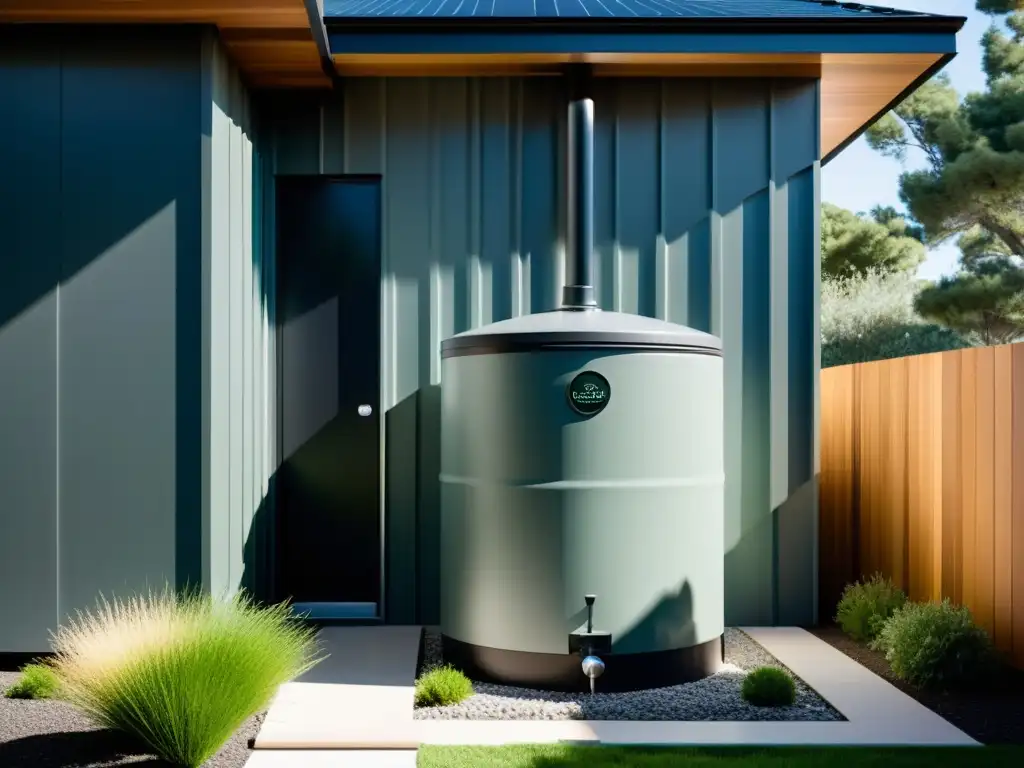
[440,308,722,358]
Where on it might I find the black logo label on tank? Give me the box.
[567,371,611,417]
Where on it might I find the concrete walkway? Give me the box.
[247,625,421,766]
[245,752,416,767]
[245,624,977,766]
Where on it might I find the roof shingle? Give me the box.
[323,0,934,20]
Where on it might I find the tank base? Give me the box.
[441,633,723,693]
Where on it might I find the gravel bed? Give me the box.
[0,670,262,767]
[414,627,843,721]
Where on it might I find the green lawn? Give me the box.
[418,745,1022,768]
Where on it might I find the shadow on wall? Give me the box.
[240,472,278,606]
[249,75,820,626]
[0,26,282,653]
[0,26,287,656]
[301,76,820,627]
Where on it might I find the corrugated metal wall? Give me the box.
[0,27,271,652]
[0,26,209,651]
[201,33,277,603]
[260,76,821,627]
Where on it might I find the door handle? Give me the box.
[357,404,373,417]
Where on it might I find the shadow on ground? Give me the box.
[0,729,166,768]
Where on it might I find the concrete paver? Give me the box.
[244,750,417,767]
[253,626,421,750]
[251,624,979,755]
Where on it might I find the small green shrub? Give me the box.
[835,572,907,642]
[741,666,796,707]
[415,665,473,708]
[4,661,62,700]
[871,599,994,690]
[50,587,323,768]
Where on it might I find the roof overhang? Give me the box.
[0,3,963,162]
[326,17,961,163]
[0,0,335,88]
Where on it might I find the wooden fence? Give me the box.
[819,343,1024,668]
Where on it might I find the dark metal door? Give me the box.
[275,176,382,617]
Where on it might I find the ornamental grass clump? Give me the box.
[415,665,473,708]
[835,572,907,642]
[4,661,62,700]
[50,587,322,768]
[871,599,994,690]
[740,666,796,707]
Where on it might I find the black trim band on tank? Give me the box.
[441,341,724,359]
[440,634,724,693]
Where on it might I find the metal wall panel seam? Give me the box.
[612,83,622,313]
[430,80,443,387]
[768,79,783,625]
[470,79,483,329]
[378,78,390,619]
[319,102,325,175]
[656,79,668,322]
[513,78,524,318]
[56,33,65,624]
[769,81,790,512]
[708,82,723,340]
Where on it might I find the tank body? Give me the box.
[439,311,725,692]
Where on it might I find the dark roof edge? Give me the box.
[302,0,337,82]
[822,50,956,165]
[322,15,967,36]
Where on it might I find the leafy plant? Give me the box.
[740,666,796,707]
[3,661,62,700]
[821,269,970,368]
[821,203,926,279]
[415,664,473,708]
[871,599,995,690]
[864,5,1024,346]
[50,587,322,768]
[835,572,908,642]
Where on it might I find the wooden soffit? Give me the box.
[330,50,947,162]
[0,0,331,88]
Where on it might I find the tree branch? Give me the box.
[982,217,1024,256]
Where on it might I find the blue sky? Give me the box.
[821,0,993,280]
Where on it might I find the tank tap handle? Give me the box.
[584,594,596,633]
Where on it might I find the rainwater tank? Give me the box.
[438,308,725,693]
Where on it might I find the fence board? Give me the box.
[941,350,963,604]
[994,345,1013,654]
[818,364,856,618]
[820,343,1024,669]
[1012,346,1024,665]
[961,348,978,620]
[975,347,995,637]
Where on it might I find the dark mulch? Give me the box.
[0,670,261,767]
[808,624,1024,745]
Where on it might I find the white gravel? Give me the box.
[0,669,261,767]
[414,627,843,722]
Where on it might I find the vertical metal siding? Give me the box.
[0,27,209,651]
[0,30,61,651]
[261,75,821,626]
[203,32,274,601]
